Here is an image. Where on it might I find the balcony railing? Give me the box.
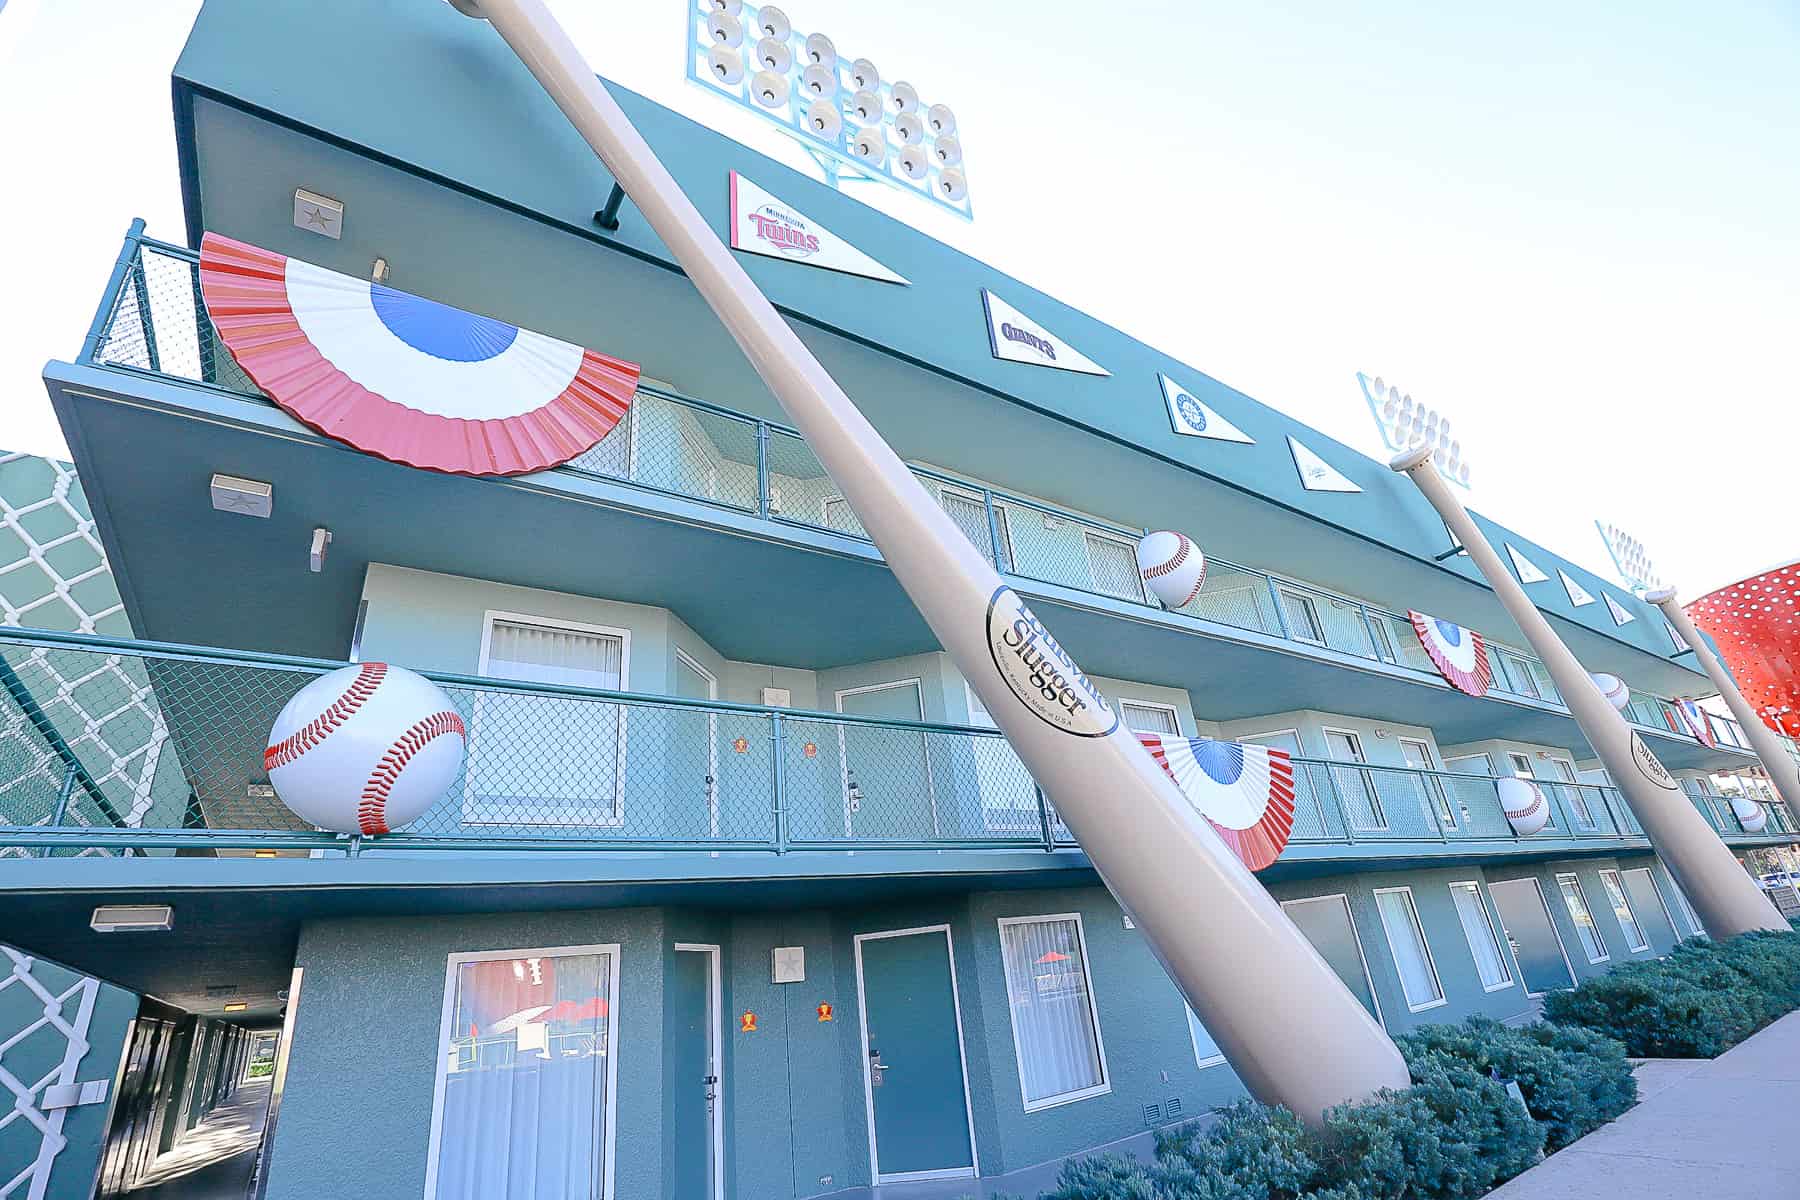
[80,226,1773,756]
[1,627,1791,859]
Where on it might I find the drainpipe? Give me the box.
[450,0,1409,1122]
[1391,447,1783,937]
[1646,588,1800,830]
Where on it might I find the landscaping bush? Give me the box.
[1543,929,1800,1057]
[1394,1015,1634,1150]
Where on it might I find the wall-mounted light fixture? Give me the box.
[91,904,173,932]
[210,474,272,518]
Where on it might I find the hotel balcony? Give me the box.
[2,626,1791,869]
[42,227,1780,790]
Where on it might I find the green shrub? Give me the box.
[1544,929,1800,1057]
[1395,1015,1635,1150]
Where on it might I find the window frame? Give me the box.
[1447,880,1516,992]
[422,941,624,1200]
[1279,893,1385,1028]
[1597,868,1651,953]
[1276,586,1326,644]
[1080,528,1148,604]
[1322,726,1388,831]
[1400,737,1458,830]
[469,611,633,827]
[1371,886,1447,1012]
[1555,872,1611,963]
[996,912,1113,1112]
[937,484,1013,572]
[1446,753,1494,776]
[1183,1005,1227,1070]
[1117,698,1182,737]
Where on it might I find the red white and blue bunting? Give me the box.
[1409,610,1494,697]
[1675,698,1717,748]
[1136,735,1296,870]
[198,232,641,476]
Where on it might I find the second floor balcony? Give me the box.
[2,627,1790,868]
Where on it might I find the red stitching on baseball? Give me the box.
[357,710,465,835]
[1142,534,1190,579]
[264,663,388,771]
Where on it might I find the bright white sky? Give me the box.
[1,0,1794,599]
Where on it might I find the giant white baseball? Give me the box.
[1136,530,1207,609]
[1590,672,1630,712]
[1729,795,1768,833]
[264,663,465,834]
[1497,776,1549,837]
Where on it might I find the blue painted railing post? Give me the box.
[770,711,787,853]
[1036,785,1055,852]
[37,769,79,858]
[1356,604,1387,662]
[80,219,147,365]
[755,422,771,519]
[983,489,1006,571]
[1265,574,1292,639]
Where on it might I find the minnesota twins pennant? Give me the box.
[1675,698,1717,748]
[197,232,640,476]
[1136,735,1296,870]
[1409,610,1493,697]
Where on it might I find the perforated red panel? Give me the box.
[1688,562,1800,737]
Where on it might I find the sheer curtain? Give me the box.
[1557,877,1608,961]
[1374,890,1443,1008]
[999,918,1106,1106]
[1600,871,1647,950]
[432,951,613,1199]
[1449,884,1512,989]
[470,620,626,826]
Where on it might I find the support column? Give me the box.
[450,0,1410,1123]
[1391,447,1784,937]
[1647,588,1800,828]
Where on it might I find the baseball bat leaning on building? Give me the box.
[446,0,1410,1122]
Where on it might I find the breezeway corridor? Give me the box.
[125,1077,269,1199]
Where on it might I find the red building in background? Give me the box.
[1689,562,1800,737]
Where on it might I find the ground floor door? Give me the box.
[668,945,723,1199]
[854,927,976,1183]
[1489,878,1577,995]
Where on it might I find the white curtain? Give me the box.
[1000,918,1105,1105]
[1557,877,1607,960]
[470,621,625,825]
[1375,891,1442,1008]
[1450,884,1511,989]
[1120,703,1179,736]
[1600,872,1646,949]
[432,953,612,1199]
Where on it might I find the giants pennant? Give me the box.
[1410,610,1494,697]
[198,232,640,476]
[1136,735,1296,870]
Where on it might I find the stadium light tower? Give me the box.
[450,0,1411,1124]
[1357,373,1470,489]
[688,0,971,219]
[1391,445,1785,939]
[1596,521,1665,595]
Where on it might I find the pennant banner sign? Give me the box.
[1136,734,1296,870]
[1675,698,1717,749]
[1288,437,1362,493]
[729,172,908,284]
[981,290,1110,376]
[1560,569,1595,607]
[1507,544,1549,584]
[1161,374,1253,444]
[1605,593,1636,626]
[198,233,640,476]
[1410,610,1494,697]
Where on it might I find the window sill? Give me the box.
[1022,1083,1112,1113]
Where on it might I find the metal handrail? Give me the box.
[76,227,1764,754]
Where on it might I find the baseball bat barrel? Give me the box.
[450,0,1408,1121]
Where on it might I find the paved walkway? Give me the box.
[127,1078,270,1199]
[1489,1010,1800,1199]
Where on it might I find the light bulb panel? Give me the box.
[688,0,972,219]
[1356,372,1472,489]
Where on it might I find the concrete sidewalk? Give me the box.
[1488,1010,1800,1199]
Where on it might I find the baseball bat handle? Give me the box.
[455,0,1408,1121]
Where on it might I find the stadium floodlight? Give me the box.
[687,0,973,219]
[1356,372,1470,489]
[1596,521,1665,595]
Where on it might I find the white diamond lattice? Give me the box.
[0,946,101,1199]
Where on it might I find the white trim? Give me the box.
[1447,880,1516,991]
[1115,698,1182,737]
[995,912,1114,1112]
[421,942,624,1200]
[1238,727,1303,752]
[1487,875,1579,997]
[1624,866,1682,946]
[851,925,980,1183]
[1080,527,1147,603]
[1321,726,1388,830]
[1555,872,1612,963]
[1401,737,1457,829]
[1184,1009,1228,1070]
[673,650,720,838]
[1372,886,1447,1011]
[935,482,1012,570]
[835,678,933,838]
[674,943,725,1200]
[470,610,632,826]
[1597,868,1652,953]
[1276,586,1326,643]
[1279,893,1384,1027]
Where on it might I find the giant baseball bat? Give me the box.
[449,0,1409,1120]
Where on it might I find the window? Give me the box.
[1401,738,1457,829]
[1278,588,1325,643]
[1598,869,1650,952]
[1446,754,1493,776]
[1508,753,1535,778]
[1497,651,1540,699]
[1374,888,1445,1010]
[470,615,629,826]
[424,944,621,1199]
[1324,729,1386,830]
[1083,532,1145,602]
[1547,759,1596,829]
[1449,882,1514,990]
[998,915,1109,1109]
[940,487,1012,572]
[1556,873,1610,962]
[1367,615,1396,663]
[1119,700,1180,737]
[1663,869,1707,938]
[1184,1007,1226,1069]
[1242,730,1301,754]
